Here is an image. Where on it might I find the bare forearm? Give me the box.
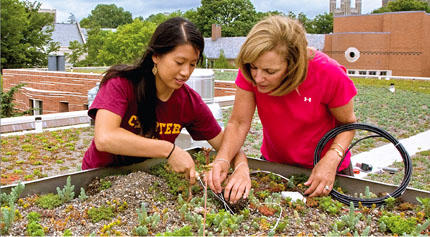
[217,121,250,162]
[328,130,355,165]
[95,127,172,158]
[232,150,248,169]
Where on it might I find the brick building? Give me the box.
[2,69,101,114]
[3,11,430,115]
[324,11,430,77]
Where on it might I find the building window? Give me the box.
[348,70,355,74]
[59,102,69,112]
[369,71,377,75]
[30,99,43,115]
[380,71,387,76]
[359,71,367,75]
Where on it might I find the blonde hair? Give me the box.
[237,15,309,96]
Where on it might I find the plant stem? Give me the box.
[203,179,207,237]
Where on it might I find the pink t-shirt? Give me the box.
[236,50,357,171]
[82,77,221,169]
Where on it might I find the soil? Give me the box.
[1,118,429,235]
[4,160,430,236]
[0,126,94,185]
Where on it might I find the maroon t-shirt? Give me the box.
[82,77,221,169]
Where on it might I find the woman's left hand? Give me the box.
[304,150,340,197]
[223,164,251,204]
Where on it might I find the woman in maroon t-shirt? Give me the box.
[82,17,250,197]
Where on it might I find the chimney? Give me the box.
[211,24,221,41]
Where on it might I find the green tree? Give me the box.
[213,50,235,69]
[145,11,184,25]
[67,13,77,24]
[79,4,133,28]
[65,40,86,66]
[95,19,157,65]
[194,0,259,37]
[1,83,31,118]
[372,0,429,13]
[308,13,333,34]
[297,12,311,28]
[1,0,56,70]
[81,27,110,66]
[184,9,199,23]
[284,11,312,33]
[284,11,333,34]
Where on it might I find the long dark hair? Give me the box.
[100,17,204,138]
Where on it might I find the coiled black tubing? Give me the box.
[314,123,412,207]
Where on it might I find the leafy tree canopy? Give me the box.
[1,0,57,70]
[194,0,259,37]
[79,4,133,28]
[145,11,184,25]
[95,19,157,66]
[372,0,430,13]
[306,13,333,34]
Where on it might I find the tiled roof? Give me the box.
[204,34,326,59]
[306,34,326,51]
[51,23,85,47]
[204,37,246,59]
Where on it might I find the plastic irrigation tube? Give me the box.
[314,123,412,207]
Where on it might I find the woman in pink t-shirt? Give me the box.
[207,15,357,200]
[82,17,249,189]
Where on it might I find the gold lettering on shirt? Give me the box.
[172,124,181,134]
[128,115,141,128]
[156,122,182,135]
[165,123,173,134]
[158,123,166,134]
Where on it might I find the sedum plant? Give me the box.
[78,187,88,201]
[56,176,75,203]
[416,197,430,217]
[136,202,160,232]
[0,183,25,235]
[0,183,25,206]
[336,202,362,233]
[135,226,148,236]
[318,196,344,215]
[87,205,115,223]
[384,197,396,210]
[155,225,193,236]
[26,211,44,236]
[36,193,62,209]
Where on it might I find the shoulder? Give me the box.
[100,77,134,95]
[102,77,133,88]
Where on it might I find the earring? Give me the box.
[152,64,158,75]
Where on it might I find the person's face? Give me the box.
[250,49,288,94]
[152,43,199,90]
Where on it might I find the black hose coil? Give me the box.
[314,123,412,207]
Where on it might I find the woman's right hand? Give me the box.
[206,159,230,194]
[167,146,196,184]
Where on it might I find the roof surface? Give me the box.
[204,34,326,59]
[51,23,84,47]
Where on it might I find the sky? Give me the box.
[38,0,382,24]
